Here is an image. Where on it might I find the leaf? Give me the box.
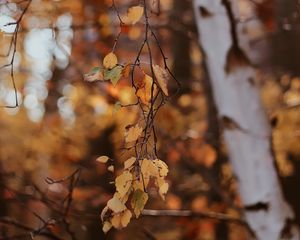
[96,156,109,163]
[159,182,169,200]
[107,195,127,213]
[125,6,144,25]
[122,63,131,77]
[115,171,133,197]
[125,124,143,143]
[108,165,114,172]
[104,66,123,86]
[153,159,169,177]
[103,52,118,69]
[124,157,136,169]
[111,209,132,229]
[131,189,148,218]
[121,209,132,227]
[102,221,112,233]
[136,74,157,106]
[153,64,169,96]
[84,67,104,82]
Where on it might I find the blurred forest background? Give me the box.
[1,0,300,239]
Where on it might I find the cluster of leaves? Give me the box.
[84,2,174,233]
[98,156,168,233]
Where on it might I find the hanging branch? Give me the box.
[0,0,32,108]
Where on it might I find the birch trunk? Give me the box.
[193,0,299,239]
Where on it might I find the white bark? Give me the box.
[193,0,299,239]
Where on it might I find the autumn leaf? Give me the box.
[84,67,104,82]
[125,124,143,143]
[136,74,157,105]
[104,66,123,86]
[122,63,131,77]
[96,156,109,163]
[103,52,118,69]
[102,221,112,233]
[124,157,136,169]
[159,182,169,200]
[124,6,144,25]
[107,195,127,213]
[111,209,132,229]
[153,159,169,177]
[115,171,133,197]
[131,189,148,218]
[108,165,114,172]
[153,64,169,96]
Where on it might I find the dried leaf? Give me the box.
[111,209,132,229]
[125,6,144,25]
[136,74,157,105]
[153,64,169,96]
[121,209,132,227]
[125,124,143,143]
[103,52,118,69]
[122,63,131,78]
[153,159,169,177]
[102,221,112,233]
[115,171,133,197]
[108,165,114,172]
[107,195,127,213]
[84,67,104,82]
[131,189,148,218]
[159,182,169,200]
[96,156,109,163]
[124,157,136,169]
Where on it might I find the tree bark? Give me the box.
[192,0,299,239]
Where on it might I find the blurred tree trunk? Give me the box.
[193,0,299,239]
[272,0,300,75]
[171,0,192,93]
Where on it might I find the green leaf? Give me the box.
[104,66,123,86]
[91,66,102,72]
[131,189,148,218]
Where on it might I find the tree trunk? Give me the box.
[192,0,299,239]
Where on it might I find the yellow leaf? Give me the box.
[107,195,127,213]
[125,124,143,143]
[125,6,144,25]
[159,182,169,200]
[102,221,112,233]
[153,159,168,177]
[108,165,114,172]
[103,52,118,69]
[111,214,122,229]
[96,156,109,163]
[140,159,156,186]
[136,74,157,106]
[131,189,148,218]
[124,157,136,169]
[111,209,132,229]
[115,171,133,197]
[153,64,169,96]
[121,209,132,227]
